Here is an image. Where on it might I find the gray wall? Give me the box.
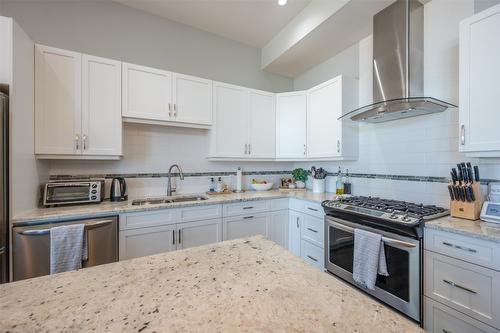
[2,0,293,93]
[475,0,500,12]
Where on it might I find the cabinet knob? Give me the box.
[82,135,87,150]
[75,134,80,150]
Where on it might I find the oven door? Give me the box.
[44,183,91,205]
[324,215,421,323]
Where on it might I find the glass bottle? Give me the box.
[336,167,344,195]
[343,169,352,195]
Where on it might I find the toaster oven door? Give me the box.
[45,183,91,205]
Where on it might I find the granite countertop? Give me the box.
[0,236,422,333]
[12,190,336,225]
[425,216,500,243]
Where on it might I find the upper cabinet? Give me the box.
[276,91,307,159]
[35,45,122,159]
[122,63,212,128]
[459,4,500,157]
[306,75,358,160]
[210,82,276,159]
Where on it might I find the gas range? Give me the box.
[322,196,449,239]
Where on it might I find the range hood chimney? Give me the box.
[341,0,456,123]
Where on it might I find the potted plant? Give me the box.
[292,168,308,189]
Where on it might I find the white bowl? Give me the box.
[250,183,273,191]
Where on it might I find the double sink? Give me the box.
[131,195,209,206]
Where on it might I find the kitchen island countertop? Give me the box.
[0,236,423,333]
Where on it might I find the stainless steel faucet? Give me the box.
[167,164,184,196]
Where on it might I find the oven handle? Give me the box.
[330,221,417,248]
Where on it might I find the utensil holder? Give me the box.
[312,179,325,193]
[450,182,483,220]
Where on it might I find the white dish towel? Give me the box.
[50,224,86,275]
[352,228,389,290]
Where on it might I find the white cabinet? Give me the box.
[172,73,212,126]
[211,82,248,158]
[35,44,122,159]
[223,212,270,240]
[306,75,358,160]
[122,63,172,122]
[120,224,177,260]
[289,210,302,257]
[177,219,222,250]
[459,4,500,156]
[248,90,276,158]
[82,55,122,156]
[122,63,212,128]
[269,210,289,248]
[35,45,82,155]
[276,91,307,159]
[210,82,276,159]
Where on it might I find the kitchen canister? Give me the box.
[312,178,326,193]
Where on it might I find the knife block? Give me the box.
[450,182,483,220]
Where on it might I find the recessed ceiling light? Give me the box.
[278,0,288,6]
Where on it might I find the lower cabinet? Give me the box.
[289,211,302,256]
[223,212,270,241]
[177,219,223,250]
[269,210,289,248]
[301,239,324,270]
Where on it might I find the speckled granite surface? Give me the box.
[425,216,500,243]
[12,190,336,225]
[0,236,422,333]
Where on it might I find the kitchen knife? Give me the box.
[448,185,455,201]
[461,187,467,202]
[469,186,475,201]
[453,186,461,201]
[461,162,469,183]
[467,166,474,184]
[450,170,457,184]
[456,166,463,185]
[464,187,472,202]
[474,165,480,182]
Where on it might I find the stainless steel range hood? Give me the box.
[341,0,456,123]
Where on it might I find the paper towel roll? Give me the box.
[236,167,242,192]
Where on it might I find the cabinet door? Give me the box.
[35,45,82,155]
[82,55,122,156]
[289,211,302,256]
[248,90,275,158]
[122,62,172,121]
[307,77,342,158]
[276,92,307,159]
[459,7,500,153]
[172,73,212,125]
[211,82,248,157]
[119,224,176,260]
[223,212,269,241]
[269,210,289,248]
[177,219,222,250]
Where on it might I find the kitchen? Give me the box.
[1,0,500,332]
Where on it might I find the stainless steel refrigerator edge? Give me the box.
[0,92,9,284]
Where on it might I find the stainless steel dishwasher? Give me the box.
[12,216,118,281]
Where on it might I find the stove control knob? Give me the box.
[401,214,412,222]
[335,203,342,208]
[389,212,399,219]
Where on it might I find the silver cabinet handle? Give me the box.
[307,207,319,212]
[82,135,87,150]
[172,229,176,245]
[244,144,248,155]
[168,103,172,117]
[442,329,452,333]
[243,216,254,219]
[307,255,318,262]
[296,217,299,228]
[442,279,477,294]
[442,241,477,253]
[248,143,251,155]
[75,134,80,150]
[337,140,340,153]
[306,227,318,233]
[303,144,306,156]
[178,229,182,244]
[460,125,465,145]
[173,104,177,117]
[242,206,254,210]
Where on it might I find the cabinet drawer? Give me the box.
[302,214,323,247]
[179,204,222,222]
[290,199,324,219]
[223,212,269,241]
[119,209,180,230]
[301,240,324,270]
[424,297,500,333]
[424,250,500,328]
[270,198,289,211]
[223,200,270,217]
[425,228,500,271]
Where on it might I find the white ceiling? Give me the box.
[113,0,312,47]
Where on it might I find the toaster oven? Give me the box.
[42,180,105,206]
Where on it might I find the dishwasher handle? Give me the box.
[16,219,115,236]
